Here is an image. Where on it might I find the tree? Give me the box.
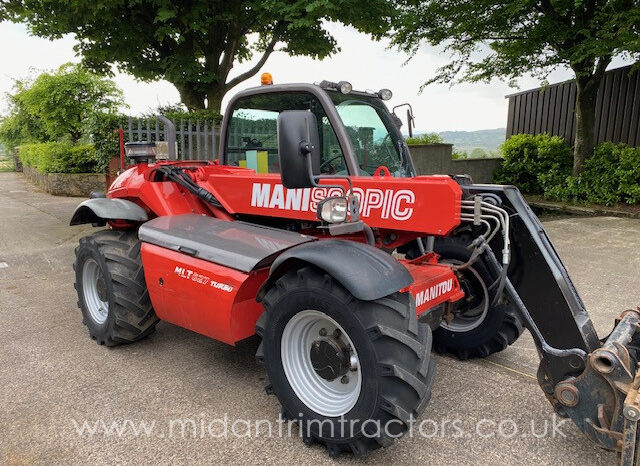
[0,64,123,145]
[405,132,444,145]
[392,0,640,175]
[0,82,49,150]
[1,1,395,113]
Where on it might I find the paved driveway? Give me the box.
[1,171,639,465]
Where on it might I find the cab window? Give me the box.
[328,92,411,177]
[225,92,347,175]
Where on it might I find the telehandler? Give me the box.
[71,77,640,461]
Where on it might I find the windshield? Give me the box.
[328,92,411,177]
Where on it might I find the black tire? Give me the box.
[256,266,435,457]
[74,229,158,346]
[432,237,524,359]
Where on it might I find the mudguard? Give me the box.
[70,198,148,226]
[258,239,413,302]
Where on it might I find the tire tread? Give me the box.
[256,266,435,457]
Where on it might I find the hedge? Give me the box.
[18,142,98,174]
[494,134,573,194]
[545,142,640,205]
[495,134,640,206]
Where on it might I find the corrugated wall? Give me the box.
[506,64,640,147]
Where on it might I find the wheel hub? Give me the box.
[281,310,362,417]
[82,258,109,325]
[310,337,350,381]
[96,277,107,302]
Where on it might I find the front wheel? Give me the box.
[256,266,435,457]
[432,237,524,359]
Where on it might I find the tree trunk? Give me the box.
[175,83,206,110]
[573,77,599,175]
[206,86,226,114]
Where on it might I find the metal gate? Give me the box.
[123,117,222,160]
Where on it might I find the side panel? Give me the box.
[203,173,462,236]
[141,243,266,344]
[402,259,465,314]
[106,162,461,236]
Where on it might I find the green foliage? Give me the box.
[0,113,45,150]
[546,143,640,206]
[391,1,640,175]
[149,104,223,124]
[2,0,396,111]
[495,134,572,194]
[0,151,15,172]
[18,142,98,173]
[16,63,123,142]
[0,63,123,151]
[469,148,491,158]
[496,135,640,206]
[84,112,129,173]
[405,132,444,145]
[392,1,639,87]
[163,109,223,124]
[451,150,468,159]
[0,84,50,149]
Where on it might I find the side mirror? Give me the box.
[277,110,320,189]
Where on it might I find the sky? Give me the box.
[0,21,631,132]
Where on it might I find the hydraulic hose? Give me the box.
[154,166,225,210]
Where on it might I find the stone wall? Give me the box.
[408,144,503,183]
[450,158,503,184]
[22,165,106,197]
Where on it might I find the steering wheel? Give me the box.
[320,154,345,172]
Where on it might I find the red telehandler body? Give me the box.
[71,79,640,461]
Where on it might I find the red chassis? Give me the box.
[109,160,465,345]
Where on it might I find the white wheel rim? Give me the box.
[281,310,362,417]
[82,258,109,325]
[440,260,489,332]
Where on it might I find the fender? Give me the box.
[258,239,413,302]
[69,198,148,226]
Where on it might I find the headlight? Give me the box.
[317,196,348,223]
[378,88,392,100]
[338,81,353,94]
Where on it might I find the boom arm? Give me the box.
[465,183,640,459]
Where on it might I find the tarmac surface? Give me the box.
[1,171,639,465]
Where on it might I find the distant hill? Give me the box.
[438,128,506,156]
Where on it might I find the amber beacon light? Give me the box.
[260,72,273,85]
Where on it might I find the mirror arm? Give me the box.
[304,151,352,195]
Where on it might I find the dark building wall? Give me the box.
[506,64,640,147]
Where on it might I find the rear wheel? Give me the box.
[74,230,158,346]
[256,266,435,456]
